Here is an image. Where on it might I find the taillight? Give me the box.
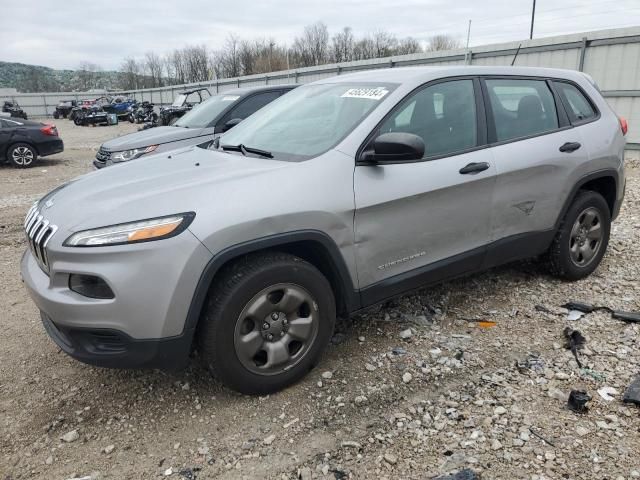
[619,116,628,136]
[40,124,58,136]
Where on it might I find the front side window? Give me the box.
[378,79,477,158]
[218,83,397,161]
[485,78,559,142]
[222,91,281,122]
[552,81,597,123]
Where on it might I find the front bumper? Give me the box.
[40,311,192,369]
[21,229,212,368]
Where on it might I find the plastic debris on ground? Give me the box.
[567,389,591,413]
[563,327,586,368]
[623,375,640,405]
[597,386,619,402]
[432,469,479,480]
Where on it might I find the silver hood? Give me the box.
[40,146,290,235]
[101,126,209,151]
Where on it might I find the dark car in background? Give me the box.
[94,84,296,168]
[0,118,63,168]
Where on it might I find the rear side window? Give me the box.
[552,81,597,123]
[485,79,559,142]
[379,79,477,158]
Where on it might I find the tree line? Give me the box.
[118,23,460,90]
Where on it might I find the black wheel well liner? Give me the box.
[554,169,620,229]
[183,230,359,336]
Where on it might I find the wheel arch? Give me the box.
[555,169,619,230]
[183,230,359,337]
[6,141,39,159]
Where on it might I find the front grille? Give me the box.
[24,204,58,273]
[95,147,111,163]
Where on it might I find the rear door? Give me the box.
[0,120,10,157]
[353,78,496,298]
[482,76,589,261]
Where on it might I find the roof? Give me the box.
[316,65,588,85]
[211,83,298,97]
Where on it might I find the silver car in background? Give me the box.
[94,84,296,168]
[22,66,626,394]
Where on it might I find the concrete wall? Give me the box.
[2,26,639,147]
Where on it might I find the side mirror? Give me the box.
[362,132,425,163]
[222,118,242,132]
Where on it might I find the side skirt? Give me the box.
[357,229,555,309]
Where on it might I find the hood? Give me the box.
[101,126,208,151]
[39,146,290,234]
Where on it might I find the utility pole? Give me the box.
[466,19,472,49]
[530,0,537,39]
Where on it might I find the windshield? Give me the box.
[218,83,396,161]
[172,94,187,107]
[174,93,241,128]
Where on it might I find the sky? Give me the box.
[0,0,638,71]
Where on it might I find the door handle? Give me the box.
[559,142,581,153]
[459,162,490,174]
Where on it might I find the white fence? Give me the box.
[2,26,640,147]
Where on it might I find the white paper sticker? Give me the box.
[341,87,389,100]
[222,95,240,101]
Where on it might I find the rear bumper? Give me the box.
[38,138,64,157]
[40,311,192,369]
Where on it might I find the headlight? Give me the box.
[64,213,195,247]
[111,145,158,162]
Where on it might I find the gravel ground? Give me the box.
[1,120,639,480]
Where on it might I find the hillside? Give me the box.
[0,61,124,93]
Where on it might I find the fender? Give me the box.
[553,168,620,229]
[182,229,360,336]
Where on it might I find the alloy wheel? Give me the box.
[12,147,34,166]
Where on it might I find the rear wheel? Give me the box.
[53,110,60,119]
[8,143,37,168]
[198,252,336,395]
[546,190,610,280]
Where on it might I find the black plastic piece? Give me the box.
[69,274,114,299]
[41,312,191,370]
[559,141,581,153]
[612,311,640,323]
[459,162,490,174]
[567,390,591,413]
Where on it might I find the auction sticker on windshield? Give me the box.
[341,87,389,100]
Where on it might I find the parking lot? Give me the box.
[1,120,640,480]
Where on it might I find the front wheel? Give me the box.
[198,252,336,395]
[8,143,37,168]
[545,190,611,280]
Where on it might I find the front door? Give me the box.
[353,78,496,302]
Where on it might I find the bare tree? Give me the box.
[77,62,100,90]
[427,34,460,52]
[292,22,329,67]
[145,52,164,87]
[120,57,141,90]
[332,27,355,63]
[218,35,242,78]
[396,37,423,55]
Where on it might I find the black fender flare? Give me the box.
[182,230,359,336]
[553,168,620,230]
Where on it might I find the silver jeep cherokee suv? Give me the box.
[22,66,626,394]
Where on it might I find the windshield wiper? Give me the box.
[221,143,273,158]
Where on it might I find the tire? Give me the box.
[546,190,610,280]
[198,252,336,395]
[53,111,60,119]
[128,114,135,123]
[7,143,37,168]
[74,116,83,126]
